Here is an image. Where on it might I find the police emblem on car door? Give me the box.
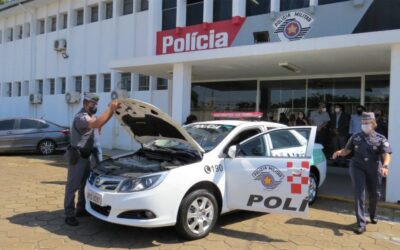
[224,126,316,216]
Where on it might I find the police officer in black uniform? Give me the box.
[332,112,392,234]
[64,93,120,226]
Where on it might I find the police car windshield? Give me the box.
[184,124,236,152]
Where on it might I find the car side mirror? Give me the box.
[228,145,238,158]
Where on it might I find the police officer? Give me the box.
[332,112,392,234]
[64,93,120,226]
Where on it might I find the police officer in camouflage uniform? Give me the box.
[64,93,120,226]
[332,112,392,234]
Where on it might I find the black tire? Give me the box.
[308,172,318,205]
[38,140,56,155]
[176,189,219,240]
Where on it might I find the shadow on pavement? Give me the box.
[285,217,354,236]
[41,181,67,185]
[8,210,283,248]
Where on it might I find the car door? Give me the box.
[224,126,316,217]
[0,119,17,151]
[12,119,42,150]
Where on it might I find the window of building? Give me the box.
[15,25,23,40]
[75,9,84,26]
[89,75,97,92]
[75,76,82,93]
[120,73,131,91]
[58,77,66,94]
[6,27,13,42]
[138,74,150,91]
[60,13,68,29]
[192,80,257,121]
[365,75,389,116]
[103,73,111,92]
[37,80,43,95]
[90,5,99,22]
[105,1,113,19]
[6,82,12,97]
[280,0,309,11]
[253,31,270,43]
[24,23,30,37]
[156,78,168,90]
[49,79,55,95]
[16,82,21,96]
[22,81,29,96]
[162,0,177,30]
[187,0,203,26]
[319,0,350,5]
[246,0,270,16]
[37,19,45,34]
[213,0,232,22]
[137,0,149,12]
[49,16,57,32]
[123,0,133,15]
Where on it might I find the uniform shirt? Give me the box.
[70,108,95,151]
[349,114,362,135]
[309,110,330,128]
[344,131,392,167]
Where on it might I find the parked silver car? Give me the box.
[0,118,70,155]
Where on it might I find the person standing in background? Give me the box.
[279,112,289,125]
[330,104,350,157]
[309,103,330,146]
[374,109,388,137]
[349,105,365,136]
[288,114,297,126]
[296,111,308,125]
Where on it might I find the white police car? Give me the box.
[85,99,324,240]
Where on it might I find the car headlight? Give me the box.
[118,174,165,193]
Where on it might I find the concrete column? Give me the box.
[271,0,280,18]
[310,0,318,6]
[171,63,191,124]
[177,0,187,27]
[203,0,213,23]
[386,44,400,203]
[232,0,246,17]
[147,0,162,55]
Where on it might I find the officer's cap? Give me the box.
[83,92,99,104]
[362,112,375,121]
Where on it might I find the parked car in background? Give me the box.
[0,118,70,155]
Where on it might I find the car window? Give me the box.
[266,128,310,158]
[0,119,16,131]
[237,135,266,157]
[185,124,236,152]
[19,119,40,129]
[225,128,262,154]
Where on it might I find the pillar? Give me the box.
[171,63,192,124]
[203,0,213,23]
[232,0,246,17]
[386,44,400,203]
[176,0,187,27]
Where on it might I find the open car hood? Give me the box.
[114,99,205,157]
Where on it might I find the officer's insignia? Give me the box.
[273,11,313,41]
[373,146,377,150]
[354,136,362,142]
[252,165,284,191]
[384,142,390,147]
[355,145,359,149]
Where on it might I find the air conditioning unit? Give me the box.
[65,91,81,104]
[54,39,67,52]
[29,93,42,104]
[111,89,130,100]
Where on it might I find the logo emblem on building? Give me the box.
[273,11,314,41]
[286,161,310,194]
[252,165,284,190]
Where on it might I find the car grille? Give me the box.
[88,172,122,191]
[90,202,111,217]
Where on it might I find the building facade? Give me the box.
[1,0,400,203]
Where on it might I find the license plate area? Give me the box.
[87,190,103,206]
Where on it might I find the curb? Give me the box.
[319,194,400,210]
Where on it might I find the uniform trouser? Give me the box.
[64,157,90,217]
[349,164,381,228]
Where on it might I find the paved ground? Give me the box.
[1,153,400,250]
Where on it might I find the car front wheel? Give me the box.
[308,172,318,205]
[38,140,56,155]
[176,189,218,240]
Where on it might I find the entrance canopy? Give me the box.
[109,31,398,80]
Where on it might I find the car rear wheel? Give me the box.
[308,172,318,205]
[38,140,56,155]
[176,189,218,240]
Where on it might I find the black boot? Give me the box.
[65,216,79,226]
[353,226,366,234]
[370,216,378,224]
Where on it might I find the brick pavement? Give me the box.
[0,153,399,250]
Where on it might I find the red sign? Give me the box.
[156,17,245,55]
[287,161,310,194]
[212,112,263,119]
